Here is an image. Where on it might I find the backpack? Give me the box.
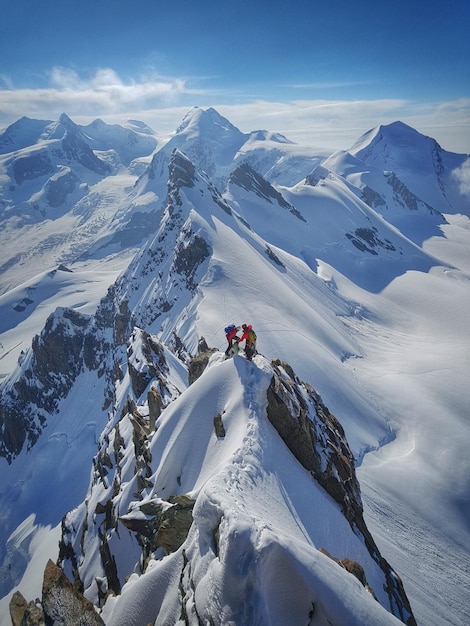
[224,324,236,335]
[248,329,257,343]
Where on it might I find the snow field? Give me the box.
[104,355,404,625]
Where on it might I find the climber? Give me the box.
[239,323,257,361]
[224,324,240,357]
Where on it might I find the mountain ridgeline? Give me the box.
[1,107,469,625]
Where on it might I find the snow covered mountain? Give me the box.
[0,109,469,626]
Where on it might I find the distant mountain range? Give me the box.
[1,108,469,626]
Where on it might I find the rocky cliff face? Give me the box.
[0,307,96,461]
[10,560,104,626]
[266,359,415,625]
[0,149,214,463]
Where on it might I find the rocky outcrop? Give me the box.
[319,548,377,599]
[127,327,170,399]
[266,359,416,626]
[230,162,306,221]
[45,167,81,207]
[57,329,185,600]
[213,412,226,438]
[188,337,217,384]
[148,386,163,431]
[267,359,361,517]
[385,171,438,215]
[345,226,396,255]
[42,559,105,625]
[0,286,142,461]
[0,307,94,461]
[173,232,210,290]
[9,560,104,626]
[13,149,54,184]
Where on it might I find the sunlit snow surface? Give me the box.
[0,111,469,625]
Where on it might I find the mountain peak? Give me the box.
[248,129,294,144]
[350,120,444,159]
[176,106,242,140]
[58,112,76,129]
[168,148,196,189]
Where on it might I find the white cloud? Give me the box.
[0,67,193,122]
[0,68,469,154]
[452,158,470,197]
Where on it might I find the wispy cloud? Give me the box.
[289,80,374,90]
[212,99,470,152]
[0,67,196,121]
[0,68,469,153]
[452,158,470,197]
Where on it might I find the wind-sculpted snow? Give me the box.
[57,351,413,625]
[0,109,469,626]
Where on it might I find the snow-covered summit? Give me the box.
[176,106,243,140]
[350,121,469,213]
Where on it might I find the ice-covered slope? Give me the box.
[1,110,469,626]
[0,114,157,296]
[61,351,410,625]
[349,121,469,215]
[226,161,442,292]
[0,148,418,625]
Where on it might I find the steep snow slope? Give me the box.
[0,261,128,379]
[92,355,407,626]
[349,121,469,215]
[0,115,156,296]
[0,111,469,626]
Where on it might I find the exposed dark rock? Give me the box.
[155,495,195,553]
[127,328,169,400]
[230,163,305,221]
[265,245,285,268]
[168,149,196,190]
[266,372,319,473]
[9,590,27,626]
[0,307,94,461]
[13,297,34,312]
[58,116,110,177]
[99,538,121,597]
[119,494,195,558]
[46,168,80,207]
[114,300,132,345]
[13,149,53,184]
[345,226,396,255]
[119,502,161,539]
[361,185,386,209]
[213,413,226,438]
[319,548,377,599]
[148,386,163,431]
[386,171,441,216]
[305,164,329,186]
[266,358,416,625]
[188,338,217,385]
[42,559,104,625]
[18,600,44,626]
[9,590,47,626]
[173,233,210,288]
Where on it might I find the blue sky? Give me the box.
[0,0,469,151]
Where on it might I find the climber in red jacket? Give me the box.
[224,324,240,357]
[239,323,257,361]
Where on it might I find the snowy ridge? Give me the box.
[0,109,469,626]
[60,350,411,625]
